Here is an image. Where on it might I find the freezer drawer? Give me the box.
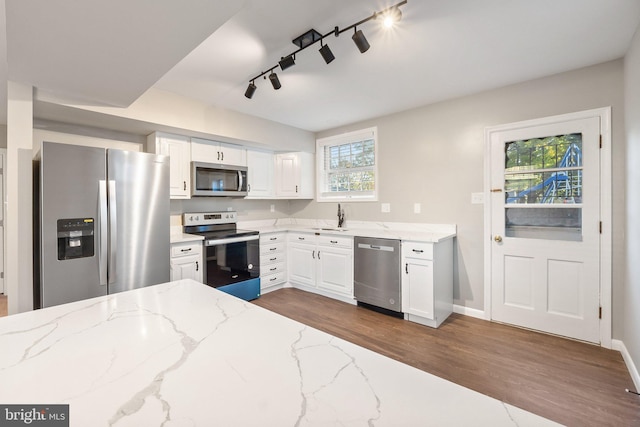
[354,236,402,312]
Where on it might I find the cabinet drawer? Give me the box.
[402,241,433,260]
[260,242,285,255]
[317,235,353,249]
[288,232,315,243]
[261,252,286,265]
[171,242,202,258]
[262,262,286,276]
[260,233,286,244]
[262,272,286,288]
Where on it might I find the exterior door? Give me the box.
[488,113,602,343]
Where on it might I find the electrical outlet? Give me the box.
[381,203,391,213]
[270,204,275,213]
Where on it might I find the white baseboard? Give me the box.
[612,339,640,391]
[453,304,485,320]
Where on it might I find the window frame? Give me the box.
[316,127,378,202]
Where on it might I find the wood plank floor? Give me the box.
[253,288,640,426]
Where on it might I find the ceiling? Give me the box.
[2,0,640,133]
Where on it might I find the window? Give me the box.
[316,127,378,202]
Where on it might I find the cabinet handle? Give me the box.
[270,237,277,241]
[180,248,192,253]
[405,263,409,274]
[196,261,199,272]
[183,181,186,191]
[270,277,277,282]
[298,237,305,241]
[270,257,277,261]
[312,250,315,259]
[330,240,338,244]
[248,184,251,191]
[270,247,277,251]
[221,151,224,161]
[270,267,277,271]
[412,249,424,254]
[217,151,220,161]
[318,251,321,259]
[295,185,298,193]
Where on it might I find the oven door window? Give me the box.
[205,239,260,287]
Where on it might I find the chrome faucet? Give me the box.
[337,203,345,228]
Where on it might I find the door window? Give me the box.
[503,134,583,241]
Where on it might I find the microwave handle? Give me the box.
[238,170,243,191]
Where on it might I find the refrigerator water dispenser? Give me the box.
[57,218,95,260]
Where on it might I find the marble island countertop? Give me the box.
[0,279,558,426]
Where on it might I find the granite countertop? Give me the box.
[254,224,456,243]
[0,279,557,426]
[170,232,204,244]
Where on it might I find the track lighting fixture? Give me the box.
[319,41,335,64]
[352,28,370,54]
[244,0,407,98]
[244,81,256,99]
[269,72,281,90]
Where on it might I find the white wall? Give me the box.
[624,26,640,381]
[300,60,626,338]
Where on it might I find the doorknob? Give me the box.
[494,235,503,243]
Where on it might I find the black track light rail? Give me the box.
[247,0,407,85]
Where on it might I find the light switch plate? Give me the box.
[414,203,421,214]
[381,203,391,213]
[471,192,485,204]
[270,204,275,213]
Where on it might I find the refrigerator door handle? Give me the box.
[98,180,108,286]
[108,180,117,285]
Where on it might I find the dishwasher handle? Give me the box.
[357,243,395,252]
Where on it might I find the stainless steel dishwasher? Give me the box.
[354,236,402,313]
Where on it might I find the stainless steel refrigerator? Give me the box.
[34,141,170,308]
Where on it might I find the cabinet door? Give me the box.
[275,153,300,197]
[247,150,274,198]
[161,137,191,199]
[288,242,315,286]
[219,142,247,167]
[171,256,203,283]
[317,247,353,296]
[402,258,434,319]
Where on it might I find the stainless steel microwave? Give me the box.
[191,161,248,197]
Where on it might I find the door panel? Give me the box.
[490,116,601,343]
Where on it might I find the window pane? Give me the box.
[505,207,582,241]
[505,169,582,204]
[505,134,582,172]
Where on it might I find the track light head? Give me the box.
[352,28,370,53]
[269,72,281,90]
[319,42,335,64]
[382,6,402,28]
[244,81,256,99]
[278,54,295,71]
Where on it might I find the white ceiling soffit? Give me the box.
[5,0,244,107]
[155,0,640,132]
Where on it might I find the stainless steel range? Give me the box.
[183,211,260,300]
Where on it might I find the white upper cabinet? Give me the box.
[191,137,246,167]
[246,149,274,198]
[146,132,191,199]
[275,152,314,199]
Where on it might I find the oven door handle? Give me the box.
[206,235,259,246]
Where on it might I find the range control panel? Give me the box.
[183,211,237,226]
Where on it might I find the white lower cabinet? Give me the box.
[288,232,353,301]
[259,232,287,291]
[401,239,453,328]
[170,240,203,283]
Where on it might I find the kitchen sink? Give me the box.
[313,227,349,232]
